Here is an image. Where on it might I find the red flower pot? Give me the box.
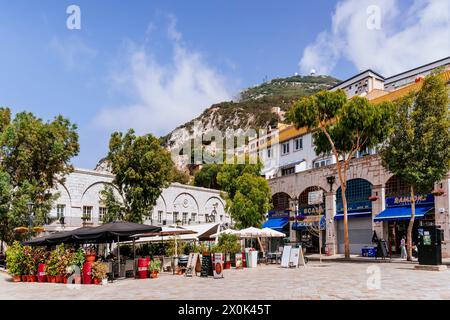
[29,275,37,282]
[224,261,231,269]
[55,275,63,283]
[85,254,96,263]
[12,275,21,282]
[93,278,101,285]
[47,275,56,283]
[149,271,158,279]
[21,275,27,282]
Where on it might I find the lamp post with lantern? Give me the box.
[27,201,34,241]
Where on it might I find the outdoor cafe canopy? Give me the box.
[23,222,162,246]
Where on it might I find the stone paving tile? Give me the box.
[1,262,450,300]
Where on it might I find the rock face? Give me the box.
[161,75,340,172]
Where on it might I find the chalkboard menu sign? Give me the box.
[200,254,213,277]
[377,240,389,259]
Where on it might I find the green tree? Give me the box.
[381,74,450,261]
[0,108,79,244]
[193,163,222,189]
[170,168,191,185]
[289,91,395,258]
[227,173,272,229]
[217,159,262,200]
[106,129,174,223]
[99,185,124,223]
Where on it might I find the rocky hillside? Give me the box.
[161,75,340,171]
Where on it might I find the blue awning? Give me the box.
[334,211,372,220]
[374,205,434,222]
[262,217,289,231]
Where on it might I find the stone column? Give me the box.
[371,184,385,240]
[434,177,450,258]
[289,199,297,244]
[325,191,337,255]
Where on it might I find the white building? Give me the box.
[46,168,229,232]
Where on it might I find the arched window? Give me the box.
[385,175,410,197]
[272,192,291,211]
[336,178,372,206]
[298,186,326,207]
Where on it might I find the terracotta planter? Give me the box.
[150,271,158,279]
[47,275,56,283]
[12,275,21,282]
[224,261,231,269]
[55,275,63,283]
[85,254,96,263]
[29,275,37,282]
[63,276,68,284]
[21,275,27,282]
[93,278,101,285]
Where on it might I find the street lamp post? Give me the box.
[27,201,34,240]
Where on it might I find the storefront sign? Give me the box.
[212,253,224,279]
[337,200,371,214]
[386,194,434,208]
[268,210,290,218]
[298,205,325,215]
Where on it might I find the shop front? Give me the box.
[262,210,290,251]
[292,210,325,254]
[335,179,373,254]
[374,193,435,255]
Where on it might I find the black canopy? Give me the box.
[23,222,161,246]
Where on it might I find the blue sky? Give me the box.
[0,0,448,168]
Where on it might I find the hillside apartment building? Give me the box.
[251,57,450,257]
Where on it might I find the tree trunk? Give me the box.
[342,185,350,258]
[407,186,415,261]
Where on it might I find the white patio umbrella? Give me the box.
[239,227,267,238]
[261,228,286,238]
[209,228,241,239]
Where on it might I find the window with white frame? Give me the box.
[313,158,332,168]
[191,213,196,222]
[57,204,65,219]
[294,137,303,151]
[83,206,93,222]
[282,141,290,155]
[173,212,179,223]
[267,147,272,158]
[182,212,188,225]
[99,207,107,222]
[158,211,163,223]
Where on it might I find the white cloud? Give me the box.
[95,16,231,136]
[299,0,450,76]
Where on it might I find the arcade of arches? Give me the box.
[268,155,450,257]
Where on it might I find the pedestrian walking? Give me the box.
[400,236,407,259]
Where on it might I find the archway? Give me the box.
[335,178,373,254]
[272,192,291,212]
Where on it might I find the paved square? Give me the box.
[1,262,449,300]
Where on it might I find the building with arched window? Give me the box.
[45,168,229,232]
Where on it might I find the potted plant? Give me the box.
[57,249,74,284]
[217,234,240,269]
[33,247,49,282]
[23,246,37,282]
[66,247,85,284]
[432,188,446,196]
[84,245,96,263]
[91,261,108,285]
[148,259,161,279]
[5,241,24,282]
[46,245,63,283]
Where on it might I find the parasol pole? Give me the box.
[117,235,121,278]
[133,238,136,278]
